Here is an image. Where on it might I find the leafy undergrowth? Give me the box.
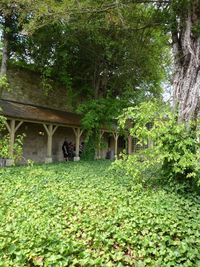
[0,161,199,267]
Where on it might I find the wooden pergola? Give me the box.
[0,99,132,165]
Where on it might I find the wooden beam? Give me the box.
[4,119,24,164]
[9,119,15,158]
[4,114,114,139]
[43,124,50,136]
[128,135,132,155]
[5,121,11,133]
[72,127,77,137]
[80,129,83,138]
[43,124,58,163]
[97,130,105,159]
[73,127,83,138]
[15,121,23,133]
[47,124,53,158]
[52,125,58,135]
[100,130,104,139]
[5,116,113,134]
[113,132,119,158]
[73,127,83,160]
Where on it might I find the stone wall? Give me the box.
[16,122,114,164]
[2,67,73,112]
[0,67,118,163]
[17,122,85,163]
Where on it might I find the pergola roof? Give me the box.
[0,99,81,126]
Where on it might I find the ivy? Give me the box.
[0,161,199,266]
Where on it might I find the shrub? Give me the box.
[113,101,200,187]
[0,116,25,163]
[81,134,96,160]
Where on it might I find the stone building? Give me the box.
[0,68,133,165]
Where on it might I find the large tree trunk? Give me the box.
[0,17,9,98]
[172,5,200,125]
[0,34,8,77]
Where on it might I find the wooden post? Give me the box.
[128,135,132,155]
[9,119,15,159]
[113,132,119,159]
[5,119,23,166]
[47,124,53,158]
[75,128,80,158]
[97,130,104,159]
[43,124,58,163]
[73,127,83,161]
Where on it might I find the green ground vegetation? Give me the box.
[0,161,200,267]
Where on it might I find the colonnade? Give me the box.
[97,131,133,159]
[4,118,134,166]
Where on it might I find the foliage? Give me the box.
[1,0,199,123]
[0,75,10,91]
[0,115,6,131]
[0,133,25,162]
[0,161,199,266]
[78,98,123,133]
[33,21,166,101]
[80,134,96,161]
[0,133,24,162]
[114,101,200,187]
[0,117,25,162]
[78,98,125,158]
[1,1,169,106]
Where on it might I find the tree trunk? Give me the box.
[0,33,8,77]
[172,5,200,125]
[0,17,9,98]
[94,76,100,99]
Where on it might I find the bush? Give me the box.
[81,134,96,160]
[0,116,25,163]
[113,101,200,187]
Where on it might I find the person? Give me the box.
[62,139,69,161]
[68,141,75,160]
[79,142,84,157]
[106,147,111,159]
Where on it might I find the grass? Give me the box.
[0,160,199,266]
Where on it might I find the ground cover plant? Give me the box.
[0,161,200,266]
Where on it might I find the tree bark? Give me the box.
[0,34,8,77]
[172,4,200,125]
[0,17,9,98]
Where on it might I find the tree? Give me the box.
[0,0,31,96]
[0,1,168,105]
[169,0,200,124]
[2,0,199,126]
[0,4,12,95]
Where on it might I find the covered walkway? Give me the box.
[0,99,133,165]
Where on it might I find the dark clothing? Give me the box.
[62,141,69,160]
[68,142,75,160]
[106,150,111,159]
